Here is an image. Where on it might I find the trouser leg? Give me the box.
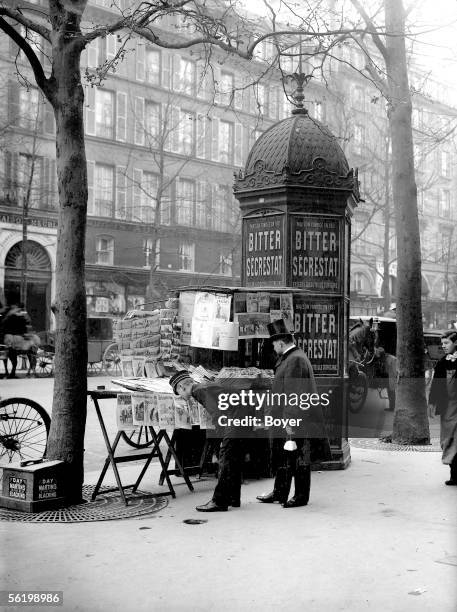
[450,453,457,482]
[9,349,17,376]
[212,438,243,507]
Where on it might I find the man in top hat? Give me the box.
[170,370,267,512]
[257,318,329,508]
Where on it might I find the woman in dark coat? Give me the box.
[428,329,457,486]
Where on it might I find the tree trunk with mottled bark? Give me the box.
[384,0,429,443]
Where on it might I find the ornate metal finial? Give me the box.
[282,36,312,115]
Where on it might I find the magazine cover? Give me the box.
[173,397,192,430]
[198,403,215,430]
[144,393,159,429]
[131,393,147,425]
[157,392,175,430]
[132,356,146,378]
[116,393,134,431]
[187,396,201,426]
[120,356,134,378]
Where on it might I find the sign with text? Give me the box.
[243,215,285,286]
[290,215,341,292]
[293,296,341,376]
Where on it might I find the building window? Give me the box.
[18,153,43,208]
[438,189,451,218]
[176,179,195,225]
[440,150,451,178]
[179,111,195,156]
[212,185,230,232]
[178,242,194,271]
[18,87,40,130]
[353,124,365,155]
[96,236,114,265]
[351,272,369,294]
[219,252,233,276]
[95,89,114,138]
[218,120,234,164]
[218,71,234,105]
[142,172,158,223]
[145,101,160,143]
[94,164,114,217]
[176,58,196,95]
[143,237,154,268]
[146,48,161,85]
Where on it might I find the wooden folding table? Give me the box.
[88,389,194,506]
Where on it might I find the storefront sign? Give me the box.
[0,212,58,229]
[290,215,341,292]
[243,215,285,286]
[293,296,340,376]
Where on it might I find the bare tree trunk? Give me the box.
[385,0,429,443]
[44,31,88,503]
[381,135,391,312]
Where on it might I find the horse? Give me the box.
[1,333,41,378]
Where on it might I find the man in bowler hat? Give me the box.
[170,370,266,512]
[257,318,329,508]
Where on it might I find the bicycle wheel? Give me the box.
[36,351,54,377]
[120,427,154,449]
[0,398,51,464]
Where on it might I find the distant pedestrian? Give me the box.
[2,303,32,378]
[428,330,457,486]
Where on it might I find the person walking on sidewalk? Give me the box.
[257,319,330,508]
[428,329,457,486]
[170,371,266,512]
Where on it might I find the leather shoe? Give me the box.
[256,492,279,503]
[445,479,457,486]
[196,500,228,512]
[283,496,308,508]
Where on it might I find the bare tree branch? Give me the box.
[0,7,51,40]
[0,15,53,100]
[350,0,388,62]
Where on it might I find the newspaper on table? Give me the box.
[144,393,159,428]
[116,393,134,431]
[132,392,148,425]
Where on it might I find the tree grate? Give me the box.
[350,437,441,452]
[0,485,168,522]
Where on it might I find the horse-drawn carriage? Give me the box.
[348,316,398,413]
[4,317,122,377]
[348,316,447,413]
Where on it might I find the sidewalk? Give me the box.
[1,444,456,612]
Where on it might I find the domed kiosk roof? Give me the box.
[234,109,359,197]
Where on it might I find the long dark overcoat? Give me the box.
[429,356,457,465]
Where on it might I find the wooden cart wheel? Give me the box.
[120,427,154,449]
[348,371,368,414]
[102,342,121,376]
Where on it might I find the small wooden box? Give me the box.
[0,460,67,512]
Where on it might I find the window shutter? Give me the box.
[116,167,127,219]
[234,123,243,167]
[87,161,95,215]
[172,54,181,91]
[116,92,127,142]
[136,40,145,81]
[133,168,143,221]
[170,106,180,153]
[162,52,171,89]
[87,39,99,68]
[85,86,96,136]
[234,76,243,111]
[213,67,221,104]
[211,117,219,162]
[8,81,19,125]
[44,101,55,135]
[106,34,116,61]
[134,97,145,146]
[196,114,206,159]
